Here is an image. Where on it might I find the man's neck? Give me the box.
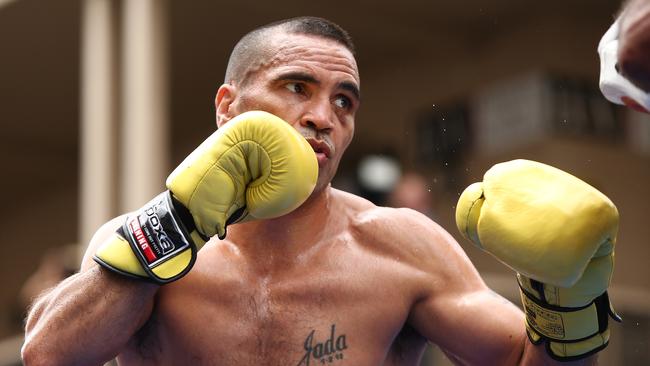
[224,185,342,265]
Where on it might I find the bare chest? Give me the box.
[122,242,423,366]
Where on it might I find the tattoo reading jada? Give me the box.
[296,324,348,366]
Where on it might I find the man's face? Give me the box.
[216,32,361,194]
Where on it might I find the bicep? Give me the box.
[410,287,526,365]
[406,224,526,365]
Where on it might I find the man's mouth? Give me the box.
[305,138,332,164]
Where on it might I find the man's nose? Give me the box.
[299,99,334,132]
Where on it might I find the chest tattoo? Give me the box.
[296,324,348,365]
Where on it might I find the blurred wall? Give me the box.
[0,0,80,338]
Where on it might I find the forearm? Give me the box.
[23,265,158,366]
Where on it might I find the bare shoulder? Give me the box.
[334,189,473,282]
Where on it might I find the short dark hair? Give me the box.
[224,16,355,85]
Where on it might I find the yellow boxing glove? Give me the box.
[455,159,621,361]
[94,111,317,284]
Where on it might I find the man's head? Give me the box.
[224,17,356,87]
[215,17,361,194]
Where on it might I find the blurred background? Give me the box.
[1,0,649,364]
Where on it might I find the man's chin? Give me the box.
[310,174,332,197]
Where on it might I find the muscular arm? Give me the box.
[395,209,596,365]
[22,216,159,366]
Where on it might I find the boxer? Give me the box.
[23,17,618,365]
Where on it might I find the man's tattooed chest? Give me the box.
[296,324,349,366]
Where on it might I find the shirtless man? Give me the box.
[22,17,619,365]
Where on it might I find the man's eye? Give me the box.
[286,82,304,94]
[334,95,351,109]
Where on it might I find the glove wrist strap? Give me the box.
[518,279,621,361]
[108,191,199,284]
[519,286,602,342]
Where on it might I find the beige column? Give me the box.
[120,0,169,212]
[79,0,118,257]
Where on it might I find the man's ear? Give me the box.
[215,84,237,128]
